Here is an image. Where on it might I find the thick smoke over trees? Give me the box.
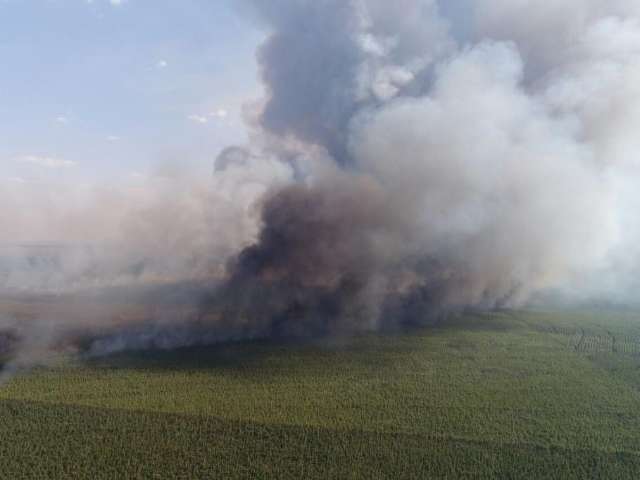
[3,0,640,369]
[220,0,633,329]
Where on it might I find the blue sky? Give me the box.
[0,0,263,183]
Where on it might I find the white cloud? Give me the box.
[86,0,126,7]
[156,60,168,69]
[7,176,27,184]
[188,114,209,124]
[209,108,228,119]
[17,155,77,169]
[107,135,120,141]
[55,116,69,124]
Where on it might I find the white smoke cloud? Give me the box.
[0,153,293,293]
[243,0,640,305]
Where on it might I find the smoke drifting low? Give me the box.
[3,0,640,374]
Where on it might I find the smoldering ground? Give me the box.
[3,0,640,377]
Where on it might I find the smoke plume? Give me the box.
[3,0,640,374]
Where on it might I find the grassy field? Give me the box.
[1,309,640,478]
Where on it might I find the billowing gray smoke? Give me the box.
[3,0,640,374]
